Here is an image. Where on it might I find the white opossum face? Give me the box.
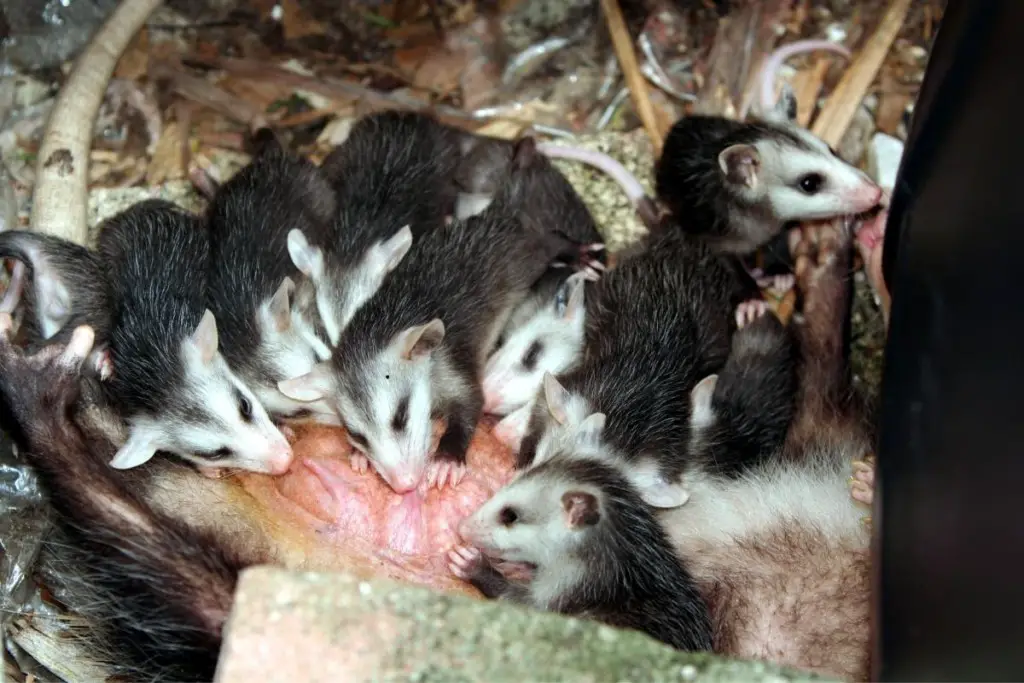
[482,274,587,416]
[459,464,600,571]
[277,319,444,494]
[109,310,294,475]
[719,128,883,222]
[286,225,413,345]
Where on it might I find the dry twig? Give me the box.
[812,0,913,147]
[599,0,663,155]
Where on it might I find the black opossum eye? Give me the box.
[499,506,519,526]
[237,392,253,423]
[206,447,233,461]
[522,342,542,371]
[391,396,409,432]
[798,173,824,194]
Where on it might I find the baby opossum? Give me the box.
[657,221,874,681]
[289,110,463,345]
[205,130,337,420]
[451,454,713,652]
[279,181,577,493]
[0,319,239,683]
[97,199,293,474]
[655,104,882,255]
[482,269,588,416]
[516,231,752,508]
[0,230,110,351]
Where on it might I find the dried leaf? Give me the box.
[115,28,149,81]
[412,48,467,95]
[281,0,327,40]
[147,121,186,185]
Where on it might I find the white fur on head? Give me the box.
[459,466,595,607]
[331,321,443,493]
[745,129,883,220]
[481,274,587,416]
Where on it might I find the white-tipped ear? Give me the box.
[288,229,325,280]
[397,319,445,361]
[109,430,157,469]
[267,277,295,333]
[278,362,333,402]
[690,374,718,429]
[542,372,569,426]
[624,462,691,509]
[372,225,413,274]
[189,310,219,365]
[575,412,605,450]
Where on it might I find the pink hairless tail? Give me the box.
[742,40,852,120]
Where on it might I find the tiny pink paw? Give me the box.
[349,451,370,475]
[735,299,769,328]
[757,273,796,294]
[493,560,535,582]
[448,544,484,580]
[94,349,114,381]
[426,459,467,490]
[850,456,876,507]
[279,424,296,441]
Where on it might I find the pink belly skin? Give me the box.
[233,419,514,595]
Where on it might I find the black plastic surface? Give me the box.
[875,0,1024,679]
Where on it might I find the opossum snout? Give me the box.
[265,439,295,475]
[382,466,421,494]
[846,182,883,213]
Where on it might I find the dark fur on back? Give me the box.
[0,230,110,350]
[205,138,335,376]
[0,332,239,683]
[320,110,464,257]
[518,231,751,478]
[692,310,798,476]
[336,201,557,391]
[492,456,713,651]
[96,199,208,418]
[655,116,811,247]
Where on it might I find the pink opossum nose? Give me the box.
[391,473,420,493]
[482,389,501,413]
[268,443,295,475]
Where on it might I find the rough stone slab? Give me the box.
[215,566,831,683]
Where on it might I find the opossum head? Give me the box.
[286,225,413,345]
[720,123,882,223]
[250,276,336,422]
[460,454,654,606]
[278,319,445,493]
[109,310,294,475]
[482,273,587,416]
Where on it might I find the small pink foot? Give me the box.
[349,451,370,475]
[199,466,227,479]
[578,242,607,281]
[855,210,891,325]
[850,455,875,507]
[448,544,484,580]
[92,349,114,381]
[426,459,467,490]
[735,299,769,328]
[493,560,535,582]
[279,424,296,441]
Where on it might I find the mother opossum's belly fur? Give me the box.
[226,420,514,595]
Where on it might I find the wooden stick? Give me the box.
[599,0,663,155]
[811,0,912,147]
[31,0,164,244]
[794,58,832,128]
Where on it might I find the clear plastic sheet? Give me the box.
[0,434,50,635]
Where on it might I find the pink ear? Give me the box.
[562,491,600,528]
[718,144,760,188]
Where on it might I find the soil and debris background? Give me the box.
[0,0,942,679]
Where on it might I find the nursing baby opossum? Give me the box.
[97,199,293,475]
